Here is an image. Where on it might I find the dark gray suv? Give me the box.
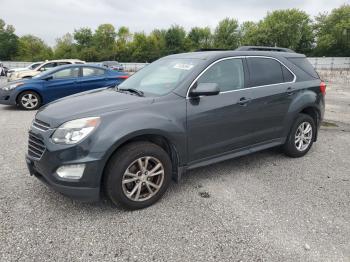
[26,48,326,209]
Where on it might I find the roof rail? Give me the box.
[195,48,229,52]
[236,46,295,53]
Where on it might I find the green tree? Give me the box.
[130,32,151,62]
[165,25,187,54]
[16,35,53,61]
[258,9,314,53]
[74,27,93,48]
[213,18,240,49]
[186,27,212,50]
[239,21,261,46]
[313,4,350,56]
[115,26,132,62]
[0,19,19,60]
[73,28,97,61]
[54,33,77,59]
[93,24,117,60]
[146,29,167,61]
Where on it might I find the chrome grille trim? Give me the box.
[28,132,46,160]
[32,119,50,131]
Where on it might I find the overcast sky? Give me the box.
[0,0,347,46]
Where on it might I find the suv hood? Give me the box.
[36,88,154,127]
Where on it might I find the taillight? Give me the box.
[117,75,129,79]
[320,81,326,96]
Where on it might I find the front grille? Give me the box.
[28,133,46,159]
[32,119,50,131]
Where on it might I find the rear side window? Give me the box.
[41,62,57,71]
[57,62,71,66]
[247,57,283,87]
[52,67,79,79]
[282,66,294,82]
[197,58,245,92]
[287,57,319,79]
[82,67,105,77]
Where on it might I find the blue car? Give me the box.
[0,64,129,110]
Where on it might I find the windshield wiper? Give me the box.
[117,88,144,97]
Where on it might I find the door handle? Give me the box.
[238,97,251,106]
[286,87,295,95]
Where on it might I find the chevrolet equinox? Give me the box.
[26,48,325,209]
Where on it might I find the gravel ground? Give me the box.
[0,79,349,261]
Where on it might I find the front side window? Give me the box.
[118,58,201,96]
[82,67,105,77]
[247,57,284,87]
[197,59,245,92]
[52,67,79,79]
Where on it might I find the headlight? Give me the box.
[2,82,24,91]
[52,117,101,144]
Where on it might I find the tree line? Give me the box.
[0,4,349,62]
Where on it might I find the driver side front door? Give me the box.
[43,67,80,103]
[186,58,256,165]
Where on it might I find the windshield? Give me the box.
[118,58,201,96]
[30,62,42,70]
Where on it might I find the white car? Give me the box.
[7,62,43,75]
[8,59,85,81]
[7,62,43,76]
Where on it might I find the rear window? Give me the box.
[287,58,319,79]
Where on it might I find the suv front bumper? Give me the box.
[25,126,106,202]
[26,156,101,201]
[26,157,101,201]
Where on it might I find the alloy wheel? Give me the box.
[122,156,165,202]
[295,121,313,152]
[21,94,39,109]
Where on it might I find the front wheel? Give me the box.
[283,113,316,158]
[17,91,41,110]
[104,141,172,210]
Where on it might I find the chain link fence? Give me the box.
[1,61,148,72]
[308,57,350,71]
[2,58,350,71]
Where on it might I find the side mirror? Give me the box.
[39,68,46,72]
[189,83,220,97]
[43,76,53,81]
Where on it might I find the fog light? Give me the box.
[56,164,85,179]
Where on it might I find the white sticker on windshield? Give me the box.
[173,64,194,70]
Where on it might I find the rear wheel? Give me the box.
[104,141,172,210]
[17,91,41,110]
[283,114,315,157]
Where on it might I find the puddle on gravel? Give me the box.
[321,121,338,127]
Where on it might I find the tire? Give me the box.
[283,113,316,158]
[17,91,41,110]
[104,141,172,210]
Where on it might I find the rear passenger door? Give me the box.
[77,67,107,92]
[246,57,296,145]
